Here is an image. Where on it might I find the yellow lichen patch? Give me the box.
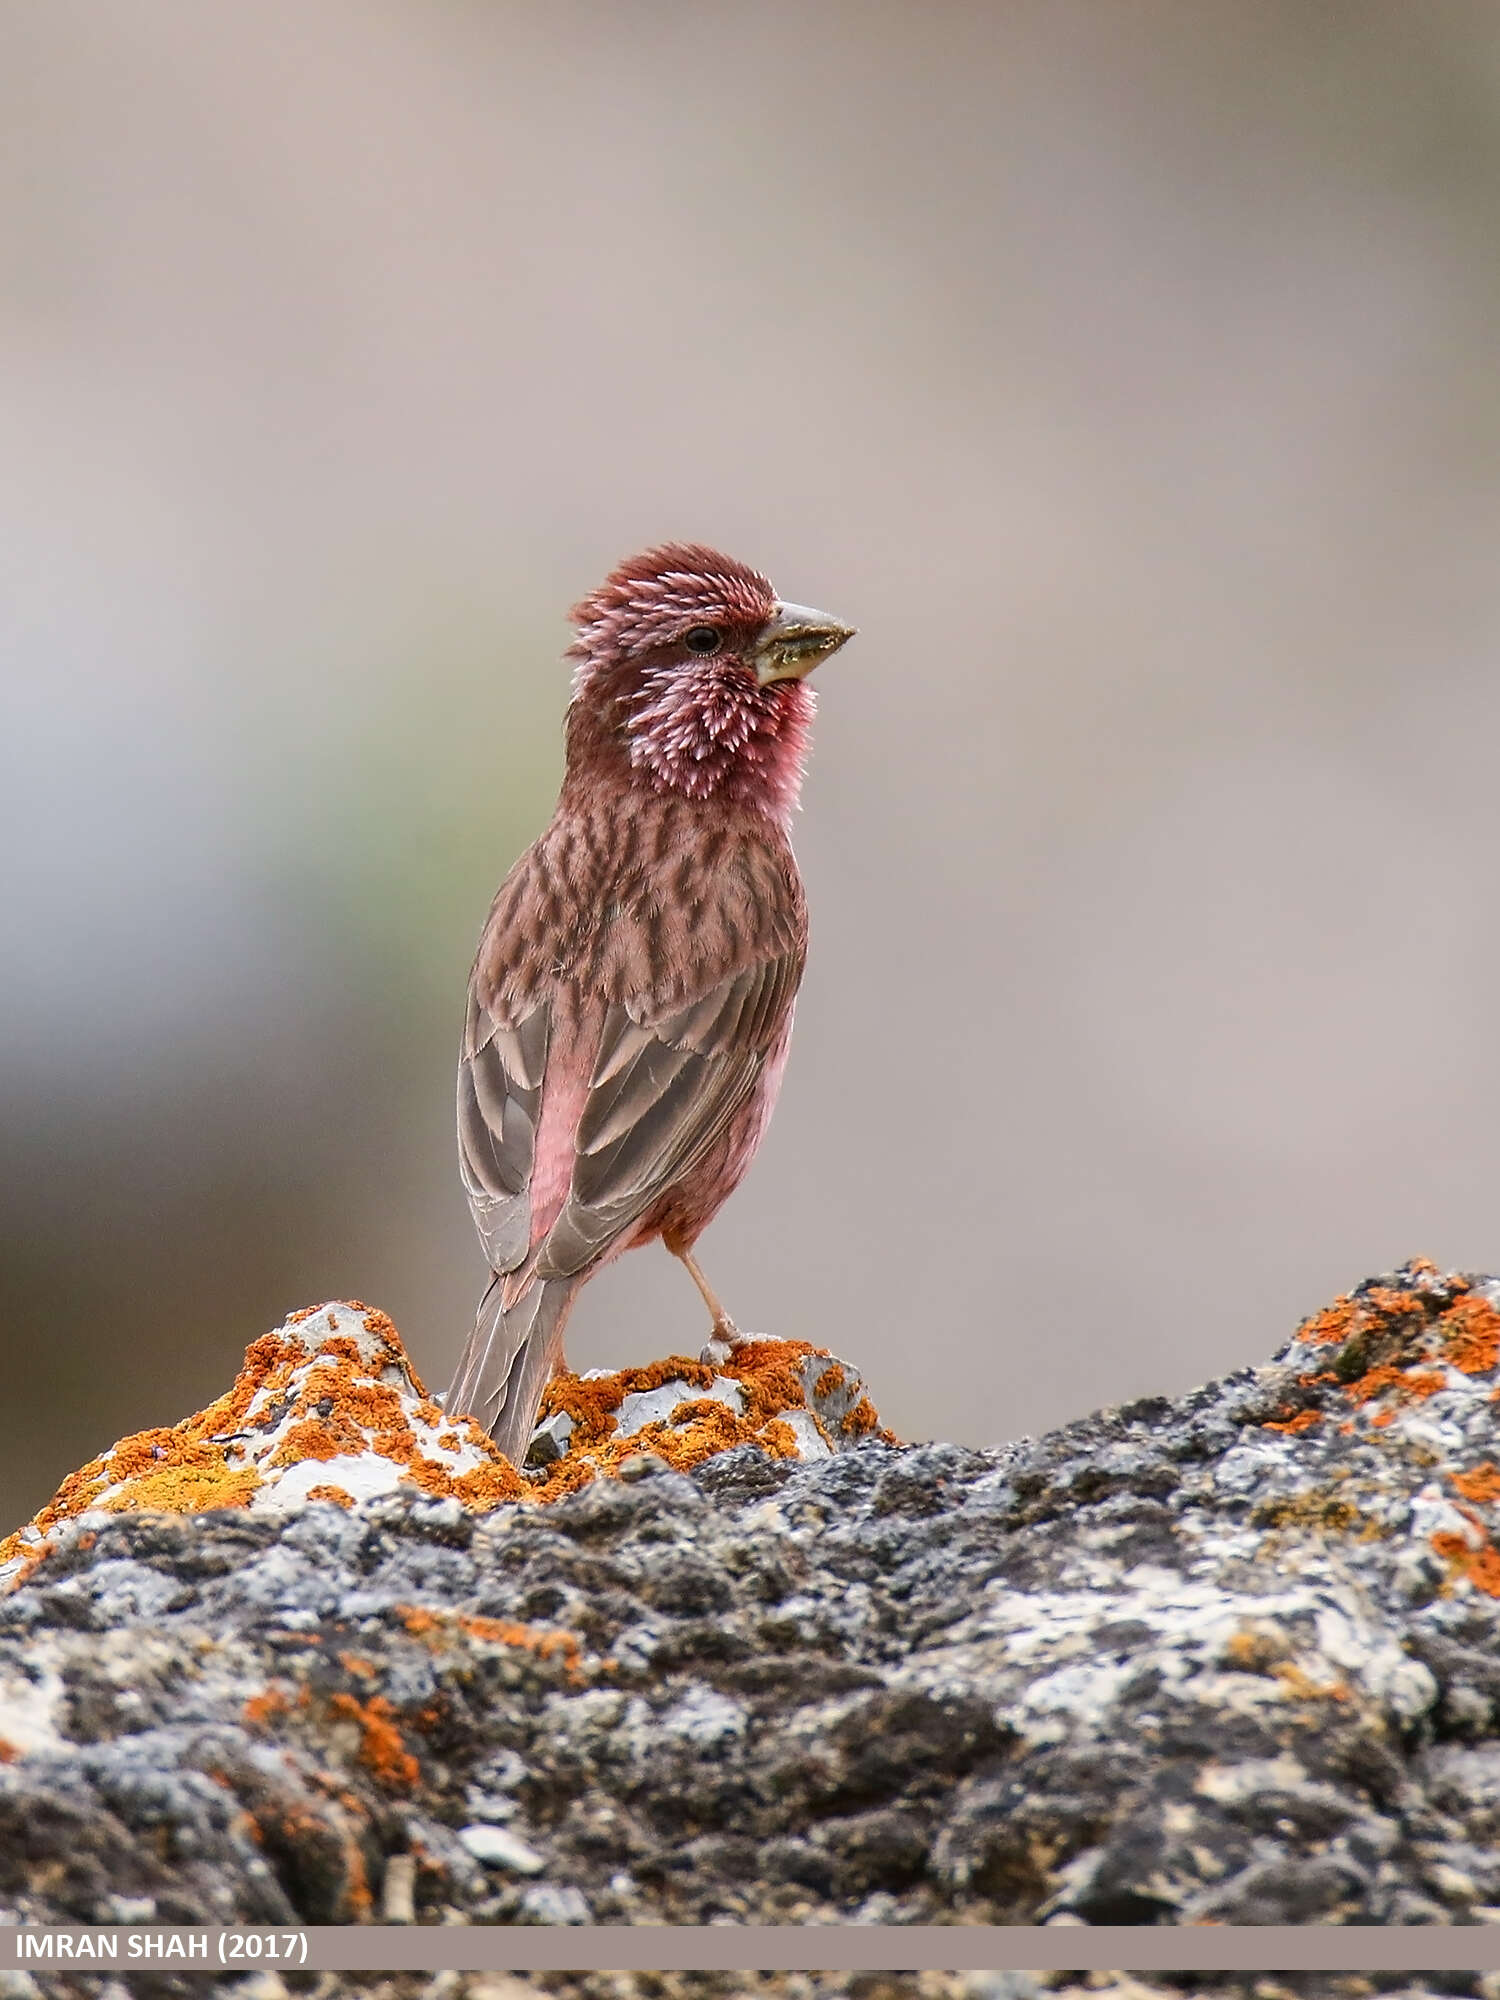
[23,1331,314,1529]
[525,1407,759,1499]
[305,1484,356,1509]
[31,1459,113,1534]
[458,1612,580,1669]
[0,1532,52,1585]
[1274,1661,1350,1703]
[1254,1272,1493,1441]
[100,1460,262,1516]
[1251,1481,1379,1540]
[1222,1625,1294,1675]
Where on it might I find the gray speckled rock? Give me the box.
[5,1262,1500,1934]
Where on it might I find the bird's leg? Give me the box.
[670,1241,748,1367]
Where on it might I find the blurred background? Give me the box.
[6,1,1500,1526]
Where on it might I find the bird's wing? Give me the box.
[535,942,802,1277]
[457,981,549,1274]
[458,810,805,1285]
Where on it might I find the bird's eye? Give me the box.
[683,625,723,655]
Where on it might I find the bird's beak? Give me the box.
[753,601,857,685]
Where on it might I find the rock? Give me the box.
[524,1343,884,1487]
[615,1376,743,1435]
[5,1260,1500,1932]
[0,1302,522,1587]
[458,1825,546,1874]
[524,1411,575,1467]
[0,1311,879,1589]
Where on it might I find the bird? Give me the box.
[445,543,855,1462]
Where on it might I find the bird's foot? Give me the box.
[700,1316,757,1369]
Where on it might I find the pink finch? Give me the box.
[446,544,855,1461]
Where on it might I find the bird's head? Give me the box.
[564,543,854,823]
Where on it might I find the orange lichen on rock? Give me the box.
[522,1335,884,1499]
[1296,1295,1364,1347]
[760,1416,814,1460]
[2,1305,883,1581]
[1432,1530,1500,1598]
[1264,1410,1322,1435]
[13,1329,312,1541]
[267,1420,350,1469]
[1452,1463,1500,1504]
[1269,1269,1500,1446]
[1297,1280,1431,1349]
[394,1603,582,1678]
[0,1737,19,1764]
[370,1428,417,1466]
[1441,1295,1500,1375]
[841,1394,886,1439]
[329,1692,419,1789]
[727,1340,823,1428]
[361,1306,418,1376]
[243,1686,293,1729]
[248,1796,372,1920]
[448,1460,528,1508]
[540,1352,712,1437]
[1345,1365,1446,1406]
[0,1304,528,1579]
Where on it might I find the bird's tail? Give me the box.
[445,1273,581,1467]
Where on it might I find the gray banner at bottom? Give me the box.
[5,1927,1500,1973]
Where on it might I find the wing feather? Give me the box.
[538,948,798,1277]
[458,802,805,1288]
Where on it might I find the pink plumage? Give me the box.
[446,545,855,1461]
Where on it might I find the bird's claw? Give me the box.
[700,1323,759,1369]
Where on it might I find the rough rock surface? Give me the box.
[1,1969,1483,2000]
[6,1263,1500,1933]
[4,1973,1493,2000]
